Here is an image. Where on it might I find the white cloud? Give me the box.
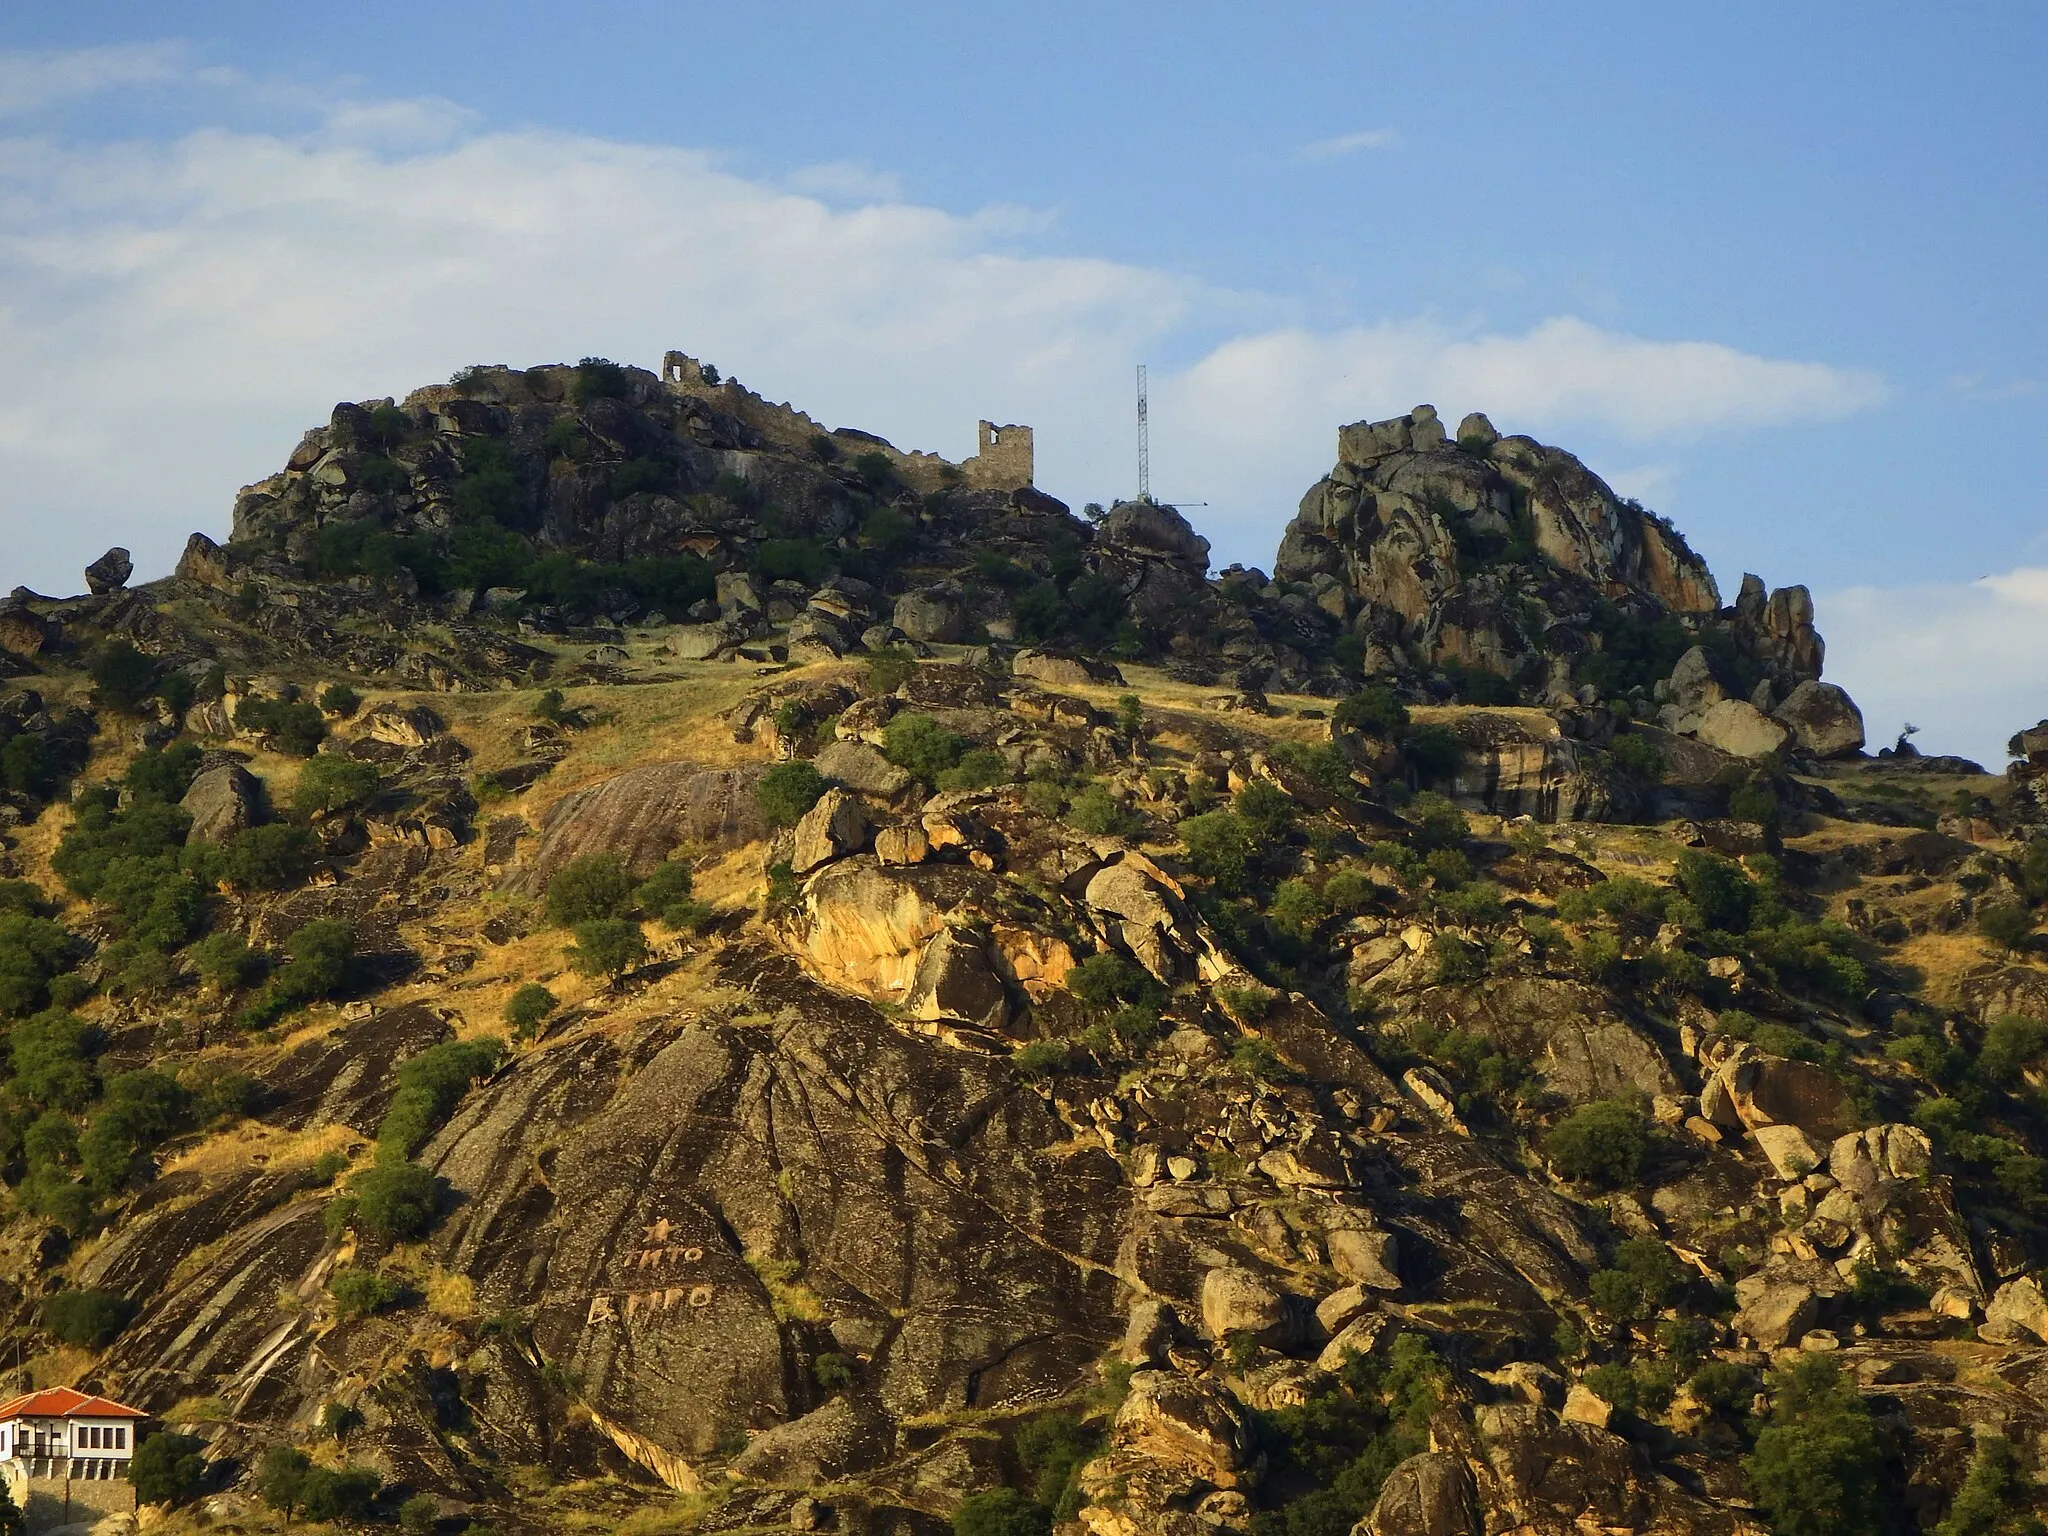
[1293,128,1400,160]
[0,59,1886,619]
[1820,568,2048,768]
[786,160,906,203]
[0,41,189,117]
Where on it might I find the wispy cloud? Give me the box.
[1951,371,2046,400]
[1293,128,1400,161]
[0,41,192,117]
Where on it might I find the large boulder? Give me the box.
[84,546,133,595]
[509,762,770,892]
[1112,1370,1261,1488]
[1200,1266,1288,1342]
[728,1396,894,1485]
[1983,1277,2048,1344]
[1363,1452,1482,1536]
[892,587,969,644]
[0,604,51,659]
[791,788,871,874]
[1658,645,1729,733]
[1693,699,1792,758]
[902,927,1009,1032]
[1014,649,1125,688]
[813,740,914,799]
[1734,1276,1819,1347]
[1773,680,1865,758]
[180,761,263,846]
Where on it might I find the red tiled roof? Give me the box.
[0,1388,145,1421]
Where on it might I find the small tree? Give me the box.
[954,1488,1052,1536]
[130,1429,208,1507]
[352,1161,439,1240]
[88,640,156,713]
[1546,1098,1652,1188]
[42,1288,135,1347]
[329,1265,406,1320]
[400,1493,442,1533]
[883,714,966,781]
[317,683,362,717]
[1979,902,2035,954]
[1744,1355,1887,1536]
[568,919,647,984]
[504,983,559,1038]
[258,1445,312,1520]
[544,853,639,926]
[292,754,379,815]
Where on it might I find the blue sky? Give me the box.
[2,3,2044,760]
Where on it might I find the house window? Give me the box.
[115,1426,126,1450]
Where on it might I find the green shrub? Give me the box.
[1428,933,1486,983]
[756,761,828,827]
[1219,983,1275,1022]
[291,754,379,815]
[572,356,630,404]
[1066,784,1137,837]
[42,1288,135,1347]
[1687,1360,1757,1416]
[1980,1014,2048,1084]
[1439,881,1503,925]
[271,918,354,1004]
[1546,1098,1651,1188]
[1409,791,1467,850]
[1726,774,1783,830]
[545,852,639,926]
[130,1429,207,1506]
[611,457,671,499]
[318,682,362,717]
[0,913,80,1018]
[377,1038,505,1162]
[1423,847,1471,889]
[190,930,267,991]
[1980,902,2036,953]
[953,1488,1051,1536]
[505,984,558,1038]
[1323,869,1375,915]
[125,743,203,803]
[864,647,913,696]
[80,1069,191,1194]
[1230,1038,1284,1080]
[221,824,319,890]
[233,697,327,756]
[298,1466,382,1523]
[937,748,1009,792]
[1234,779,1295,837]
[89,640,157,712]
[1269,878,1329,939]
[1333,687,1409,737]
[399,1492,441,1534]
[568,918,647,982]
[1609,732,1666,782]
[329,1265,406,1319]
[11,1008,98,1110]
[257,1446,313,1518]
[1673,851,1757,933]
[1179,810,1258,893]
[1588,1237,1682,1321]
[1270,740,1354,796]
[883,713,966,780]
[1933,1432,2040,1536]
[1012,1039,1074,1077]
[1066,952,1153,1009]
[1744,1356,1887,1536]
[351,1160,439,1240]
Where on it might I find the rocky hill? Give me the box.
[0,359,2042,1536]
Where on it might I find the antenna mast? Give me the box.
[1136,364,1150,503]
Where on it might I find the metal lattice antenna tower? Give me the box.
[1136,364,1150,503]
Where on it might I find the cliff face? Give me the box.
[3,357,2045,1536]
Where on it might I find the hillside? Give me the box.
[0,357,2042,1536]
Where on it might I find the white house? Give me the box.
[0,1388,145,1482]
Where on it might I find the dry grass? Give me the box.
[159,1119,360,1181]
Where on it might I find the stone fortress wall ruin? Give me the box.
[660,351,1031,493]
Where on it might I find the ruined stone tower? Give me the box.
[963,421,1034,490]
